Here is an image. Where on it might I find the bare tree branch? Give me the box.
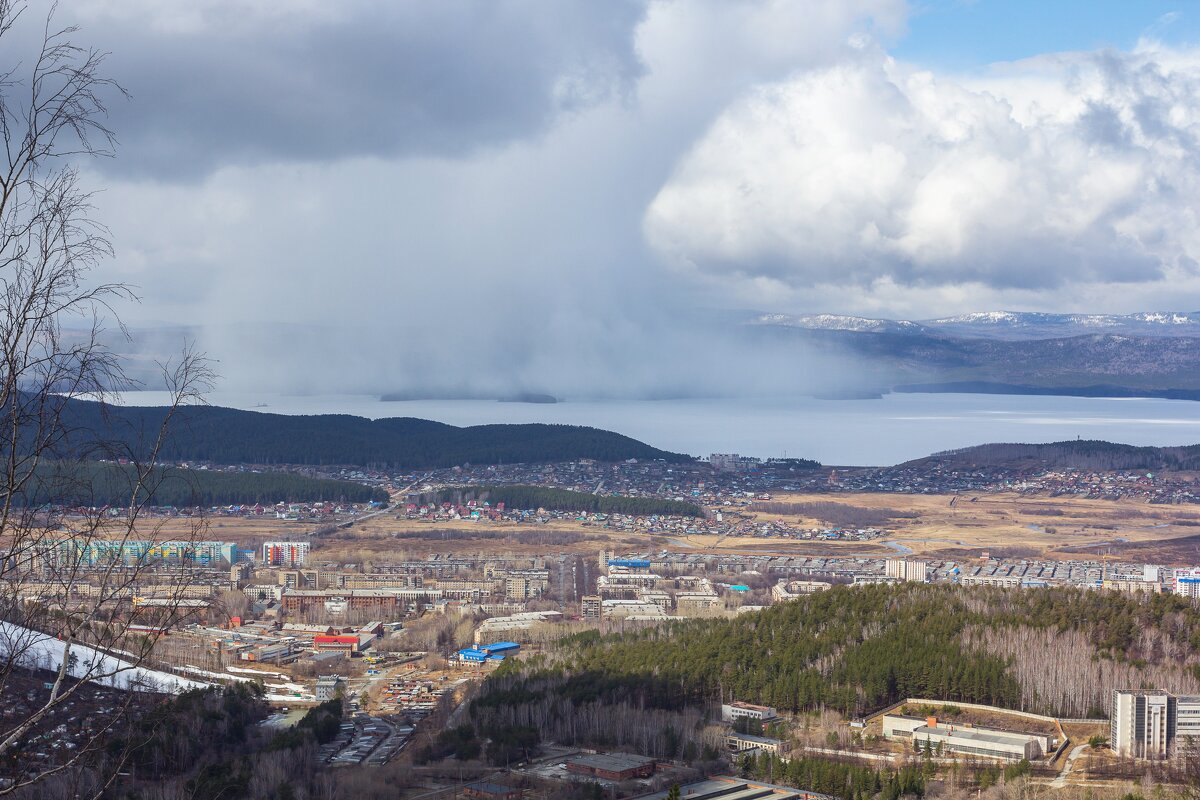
[0,4,214,795]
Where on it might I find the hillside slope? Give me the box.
[906,440,1200,471]
[46,396,690,468]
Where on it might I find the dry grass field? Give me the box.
[128,514,650,562]
[125,491,1200,565]
[732,492,1200,564]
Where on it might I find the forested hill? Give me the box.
[48,396,689,468]
[26,462,388,507]
[907,440,1200,471]
[476,583,1200,728]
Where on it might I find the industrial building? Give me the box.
[602,599,671,618]
[634,776,833,800]
[474,610,563,642]
[462,782,522,799]
[727,732,790,756]
[565,752,656,781]
[313,633,374,655]
[457,641,520,665]
[1111,689,1200,758]
[882,715,1050,761]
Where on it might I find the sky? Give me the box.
[8,0,1200,398]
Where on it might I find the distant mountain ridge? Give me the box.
[905,440,1200,471]
[748,309,1200,398]
[752,310,1200,340]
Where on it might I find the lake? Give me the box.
[110,391,1200,466]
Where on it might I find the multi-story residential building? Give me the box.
[277,568,324,589]
[1102,578,1162,595]
[261,541,310,567]
[581,595,602,619]
[29,539,238,572]
[280,588,441,615]
[435,578,501,600]
[504,576,530,601]
[1175,568,1200,599]
[885,558,928,583]
[339,573,423,590]
[315,675,345,701]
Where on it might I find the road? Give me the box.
[337,476,431,529]
[1050,744,1088,788]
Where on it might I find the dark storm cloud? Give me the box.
[77,1,647,178]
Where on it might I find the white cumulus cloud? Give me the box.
[644,40,1200,307]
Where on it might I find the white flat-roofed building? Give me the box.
[633,776,833,800]
[959,573,1024,588]
[772,580,831,601]
[722,701,778,723]
[474,610,564,642]
[602,599,666,618]
[882,715,1050,761]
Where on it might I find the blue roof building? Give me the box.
[608,558,651,568]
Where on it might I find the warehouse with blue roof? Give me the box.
[457,641,520,664]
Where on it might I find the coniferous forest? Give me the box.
[23,462,389,507]
[47,395,690,468]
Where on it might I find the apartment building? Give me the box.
[1175,569,1200,599]
[884,558,928,583]
[581,595,603,619]
[261,541,310,567]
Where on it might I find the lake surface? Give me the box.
[112,391,1200,466]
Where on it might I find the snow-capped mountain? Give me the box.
[751,313,924,334]
[752,311,1200,340]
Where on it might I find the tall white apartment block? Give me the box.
[1111,690,1200,758]
[884,558,928,583]
[1176,568,1200,599]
